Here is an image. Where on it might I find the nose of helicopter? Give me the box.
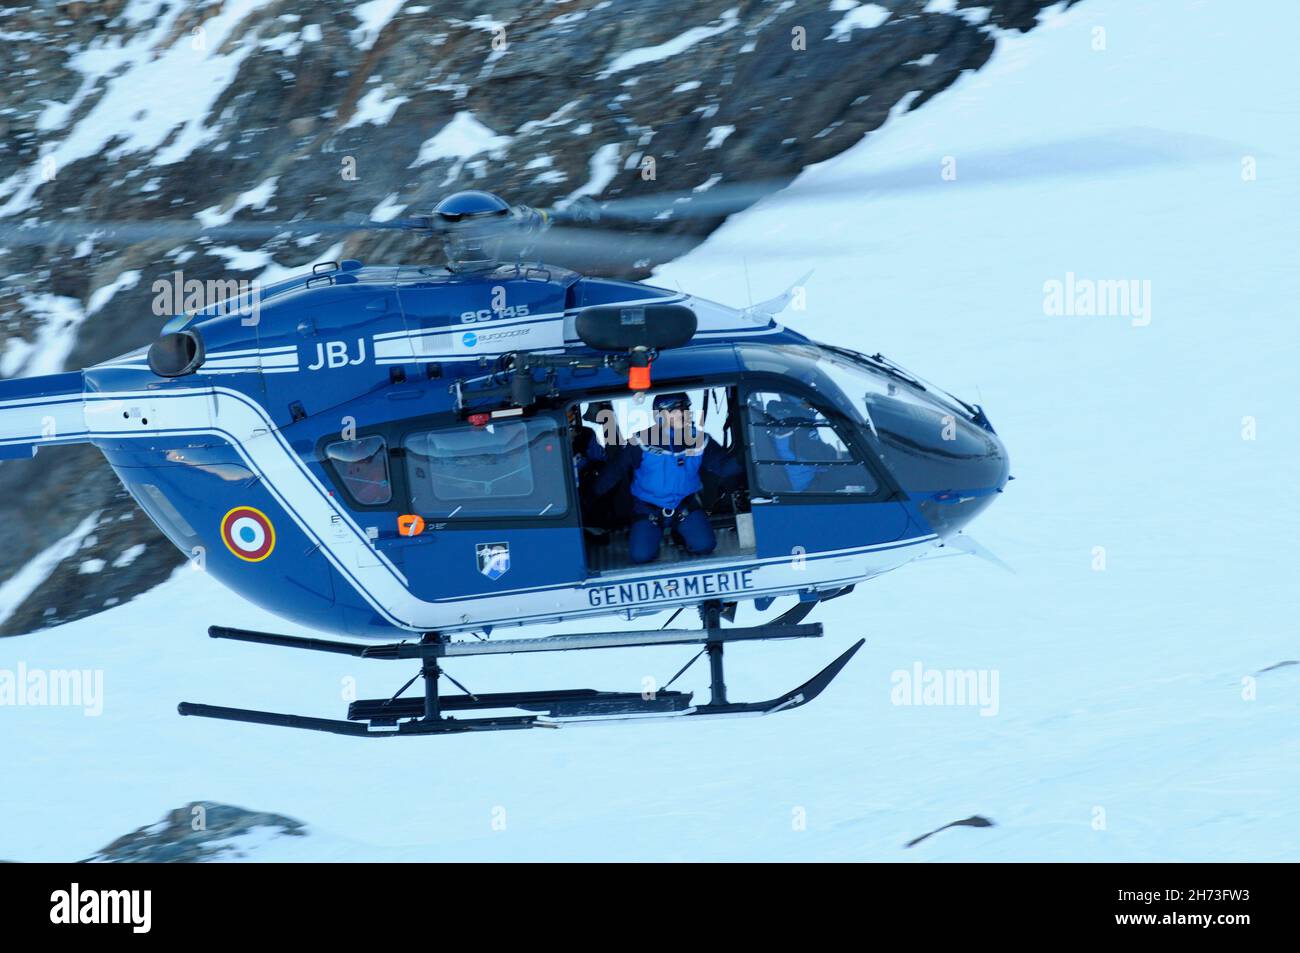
[865,402,1011,540]
[914,424,1010,540]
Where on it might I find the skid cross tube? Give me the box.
[701,600,728,706]
[422,651,441,722]
[206,620,822,660]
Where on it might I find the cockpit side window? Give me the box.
[744,390,878,496]
[325,435,393,505]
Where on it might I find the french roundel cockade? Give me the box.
[220,506,276,562]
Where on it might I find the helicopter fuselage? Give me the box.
[4,260,1009,639]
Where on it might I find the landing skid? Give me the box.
[177,601,865,737]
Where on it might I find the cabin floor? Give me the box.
[584,519,755,576]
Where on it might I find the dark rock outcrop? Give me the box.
[82,801,307,863]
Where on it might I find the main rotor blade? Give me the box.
[0,217,416,248]
[554,128,1241,224]
[1,128,1236,250]
[499,225,695,267]
[505,224,852,268]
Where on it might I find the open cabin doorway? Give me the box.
[570,385,756,575]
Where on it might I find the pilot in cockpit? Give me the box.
[749,395,839,494]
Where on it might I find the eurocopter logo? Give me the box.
[476,542,510,580]
[50,883,151,933]
[462,328,531,349]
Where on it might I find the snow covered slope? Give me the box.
[3,0,1298,861]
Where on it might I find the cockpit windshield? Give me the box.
[822,346,979,421]
[738,343,998,461]
[738,344,958,420]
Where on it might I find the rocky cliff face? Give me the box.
[0,0,1074,635]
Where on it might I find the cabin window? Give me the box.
[745,391,878,496]
[404,417,568,519]
[324,435,392,505]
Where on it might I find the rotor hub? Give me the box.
[432,190,513,273]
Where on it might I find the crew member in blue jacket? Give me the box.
[594,392,742,563]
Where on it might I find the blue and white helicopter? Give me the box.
[0,187,1010,737]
